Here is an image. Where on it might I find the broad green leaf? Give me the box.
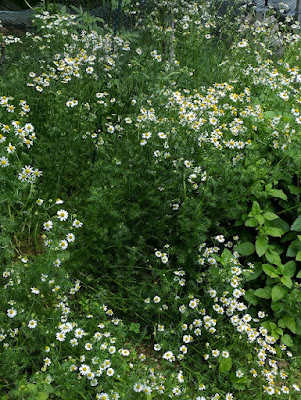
[266,188,287,200]
[288,185,301,194]
[271,301,281,311]
[263,111,277,119]
[245,218,258,227]
[265,227,285,237]
[271,330,279,341]
[281,276,293,289]
[283,261,296,278]
[266,217,289,235]
[291,216,301,231]
[296,251,301,262]
[263,212,279,221]
[281,334,294,347]
[244,289,258,305]
[244,264,262,281]
[255,236,269,257]
[281,231,296,243]
[265,249,282,266]
[254,287,271,299]
[26,384,37,393]
[37,393,49,400]
[297,270,301,279]
[262,264,279,278]
[219,356,232,373]
[235,376,247,384]
[286,239,301,257]
[235,242,255,256]
[255,214,265,225]
[271,285,288,302]
[278,318,286,328]
[284,317,296,334]
[251,201,261,215]
[262,321,277,330]
[221,249,233,264]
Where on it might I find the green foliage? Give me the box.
[237,187,301,347]
[1,1,301,399]
[69,4,104,31]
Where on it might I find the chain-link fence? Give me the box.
[0,0,301,33]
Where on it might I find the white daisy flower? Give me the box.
[28,320,37,329]
[57,209,68,221]
[7,308,17,318]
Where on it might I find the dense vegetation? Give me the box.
[0,1,300,399]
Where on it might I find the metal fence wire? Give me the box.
[64,0,301,32]
[57,0,151,32]
[0,1,301,34]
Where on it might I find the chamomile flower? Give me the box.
[153,295,161,303]
[74,328,86,338]
[28,320,37,329]
[57,209,68,221]
[0,157,9,167]
[161,254,168,263]
[6,143,15,153]
[56,332,66,342]
[66,99,78,107]
[7,308,17,318]
[79,364,91,376]
[66,233,75,242]
[43,220,53,231]
[163,351,175,362]
[53,258,61,267]
[70,338,78,347]
[59,240,68,250]
[85,343,93,351]
[72,219,83,228]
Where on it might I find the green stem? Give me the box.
[277,204,300,215]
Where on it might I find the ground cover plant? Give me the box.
[0,0,300,399]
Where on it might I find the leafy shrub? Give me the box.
[234,183,301,348]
